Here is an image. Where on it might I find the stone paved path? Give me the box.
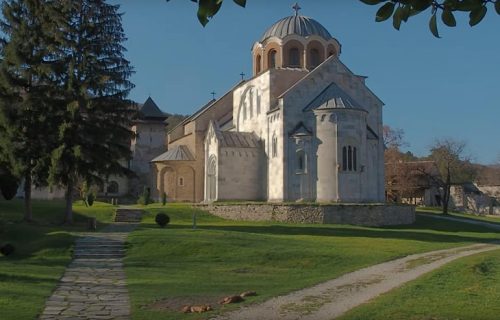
[212,242,500,320]
[39,223,137,320]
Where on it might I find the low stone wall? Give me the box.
[196,203,415,227]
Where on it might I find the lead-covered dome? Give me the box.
[260,15,333,42]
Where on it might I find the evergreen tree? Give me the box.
[48,0,134,224]
[0,0,59,221]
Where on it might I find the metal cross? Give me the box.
[292,2,301,16]
[240,72,245,80]
[211,91,216,100]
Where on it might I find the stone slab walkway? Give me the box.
[212,242,500,320]
[39,223,137,320]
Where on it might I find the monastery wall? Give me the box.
[198,203,415,227]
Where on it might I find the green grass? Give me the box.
[418,206,500,224]
[339,249,500,320]
[0,199,116,319]
[124,204,500,320]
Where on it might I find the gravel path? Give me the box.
[39,223,137,320]
[212,242,500,320]
[421,213,500,231]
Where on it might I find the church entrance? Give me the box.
[206,156,217,201]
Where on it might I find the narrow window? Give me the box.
[256,55,261,73]
[268,50,277,68]
[297,150,306,173]
[348,146,352,171]
[272,135,278,158]
[342,146,347,171]
[179,177,184,186]
[289,47,300,67]
[310,48,320,68]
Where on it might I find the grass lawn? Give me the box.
[125,204,500,320]
[0,199,116,319]
[339,248,500,320]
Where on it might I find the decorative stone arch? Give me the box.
[236,86,262,131]
[307,40,325,69]
[283,39,305,68]
[158,165,176,200]
[206,155,217,202]
[326,43,337,58]
[262,41,281,70]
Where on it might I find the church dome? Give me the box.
[260,15,333,42]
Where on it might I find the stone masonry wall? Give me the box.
[197,203,415,227]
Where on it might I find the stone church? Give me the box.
[151,10,385,203]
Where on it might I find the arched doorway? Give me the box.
[206,156,217,201]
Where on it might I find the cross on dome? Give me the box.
[292,2,301,16]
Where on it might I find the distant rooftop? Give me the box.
[138,97,167,120]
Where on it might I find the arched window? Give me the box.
[328,50,336,57]
[268,50,277,69]
[178,177,184,186]
[107,181,119,194]
[310,48,320,68]
[256,55,262,74]
[342,145,358,172]
[289,47,300,67]
[272,134,278,158]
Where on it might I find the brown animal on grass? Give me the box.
[219,295,244,305]
[181,305,212,313]
[240,291,257,297]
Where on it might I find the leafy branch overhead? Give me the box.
[361,0,500,37]
[167,0,246,26]
[175,0,498,37]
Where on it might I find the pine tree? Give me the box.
[47,0,135,224]
[0,0,60,221]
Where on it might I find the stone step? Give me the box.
[114,209,143,223]
[74,253,124,259]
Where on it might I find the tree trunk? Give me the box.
[64,180,74,224]
[442,166,451,215]
[23,172,32,222]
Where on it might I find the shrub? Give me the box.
[162,192,167,206]
[155,213,170,228]
[0,172,19,200]
[86,193,95,207]
[0,243,15,256]
[137,186,151,206]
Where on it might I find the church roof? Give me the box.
[151,145,194,162]
[139,97,167,120]
[219,131,260,148]
[260,15,333,42]
[304,82,364,111]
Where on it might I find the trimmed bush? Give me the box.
[86,193,95,207]
[0,172,19,200]
[155,213,170,228]
[162,192,167,206]
[0,243,15,256]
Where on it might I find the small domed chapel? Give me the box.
[152,7,385,203]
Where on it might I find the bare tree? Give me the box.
[383,125,408,150]
[422,138,476,214]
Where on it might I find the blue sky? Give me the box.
[111,0,499,164]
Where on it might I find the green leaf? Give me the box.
[197,0,223,26]
[393,6,403,30]
[233,0,246,7]
[495,1,500,15]
[442,9,457,27]
[359,0,383,5]
[429,13,440,38]
[469,5,487,26]
[411,0,432,11]
[376,2,395,22]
